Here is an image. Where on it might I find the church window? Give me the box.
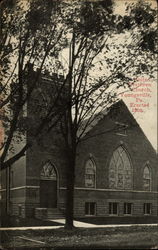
[85,202,96,215]
[144,203,151,214]
[109,202,118,215]
[143,165,151,191]
[124,203,132,215]
[109,146,132,189]
[40,161,57,180]
[85,159,96,188]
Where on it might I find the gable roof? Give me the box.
[78,99,157,154]
[78,99,136,138]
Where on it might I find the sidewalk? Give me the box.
[0,220,158,230]
[51,219,158,228]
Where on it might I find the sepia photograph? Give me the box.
[0,0,157,249]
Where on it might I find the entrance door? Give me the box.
[40,180,57,208]
[40,161,57,208]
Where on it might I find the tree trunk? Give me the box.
[65,150,76,229]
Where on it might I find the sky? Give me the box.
[122,77,157,151]
[114,0,157,151]
[59,0,157,151]
[1,0,157,153]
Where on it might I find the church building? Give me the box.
[0,74,158,222]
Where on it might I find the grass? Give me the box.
[1,225,158,249]
[75,216,158,225]
[1,215,63,227]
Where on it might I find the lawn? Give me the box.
[1,225,158,249]
[76,216,158,225]
[1,215,63,227]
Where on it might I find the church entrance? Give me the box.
[40,161,57,208]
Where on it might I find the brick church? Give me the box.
[0,74,158,221]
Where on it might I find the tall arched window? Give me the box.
[143,165,151,191]
[109,146,132,190]
[85,159,96,188]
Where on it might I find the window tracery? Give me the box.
[85,158,96,188]
[109,146,132,189]
[40,161,57,180]
[143,165,151,191]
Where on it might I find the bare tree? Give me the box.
[0,0,68,170]
[0,0,157,229]
[56,0,157,228]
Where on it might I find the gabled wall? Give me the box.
[74,101,158,217]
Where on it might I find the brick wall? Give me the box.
[75,101,157,191]
[4,99,157,220]
[73,189,158,217]
[73,101,158,218]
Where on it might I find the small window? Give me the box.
[144,203,151,215]
[85,202,96,216]
[124,203,132,215]
[18,205,22,216]
[109,202,118,215]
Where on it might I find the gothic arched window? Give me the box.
[40,161,57,180]
[85,159,96,188]
[109,146,132,190]
[143,165,151,191]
